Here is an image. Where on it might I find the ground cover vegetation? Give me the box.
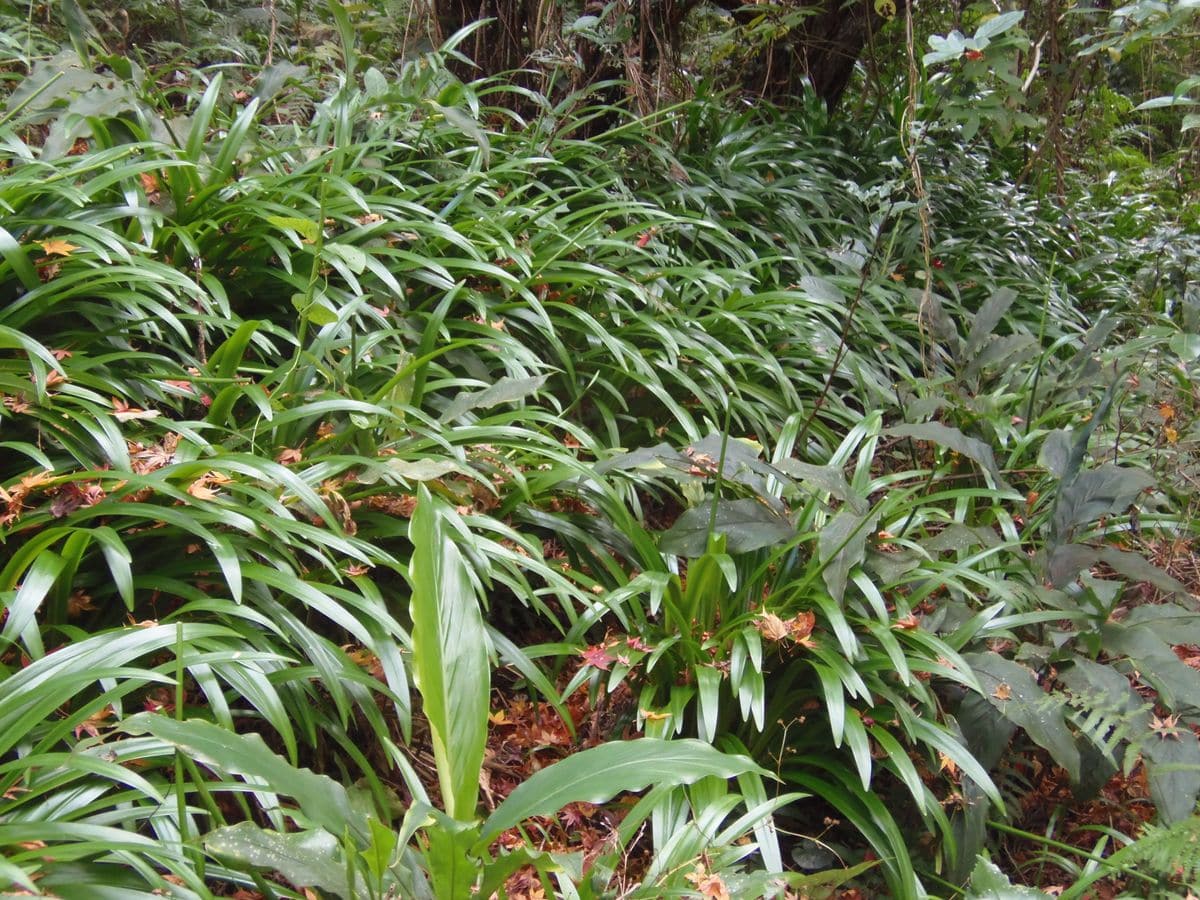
[0,0,1198,896]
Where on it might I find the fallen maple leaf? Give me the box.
[187,480,219,501]
[38,238,78,257]
[1150,713,1180,738]
[937,752,958,777]
[74,707,114,740]
[685,866,731,900]
[50,482,105,517]
[580,644,612,670]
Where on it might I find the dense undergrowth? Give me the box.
[1,3,1199,898]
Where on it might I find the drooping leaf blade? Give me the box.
[408,486,490,821]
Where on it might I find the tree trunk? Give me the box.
[712,0,891,110]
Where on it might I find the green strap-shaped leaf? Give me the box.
[0,228,40,292]
[408,485,489,821]
[477,738,766,846]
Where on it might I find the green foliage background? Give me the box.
[0,0,1197,897]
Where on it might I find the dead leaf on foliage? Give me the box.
[74,707,114,740]
[685,866,731,900]
[1150,713,1181,739]
[789,610,816,639]
[112,398,161,421]
[38,238,78,257]
[938,752,958,777]
[3,394,30,414]
[67,590,96,618]
[580,645,612,669]
[187,481,219,501]
[756,611,791,642]
[51,482,105,517]
[756,610,817,645]
[992,682,1013,701]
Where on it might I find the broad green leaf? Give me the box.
[967,857,1046,898]
[594,442,687,475]
[292,292,339,326]
[1170,332,1200,360]
[440,375,548,422]
[324,242,368,274]
[120,714,363,841]
[965,287,1017,361]
[1046,543,1187,593]
[269,216,321,243]
[1038,429,1073,479]
[1124,604,1200,645]
[658,499,793,557]
[254,62,310,102]
[3,550,64,645]
[0,227,40,291]
[205,822,351,897]
[477,739,766,845]
[817,506,880,603]
[384,458,463,482]
[887,422,1009,491]
[1102,623,1200,714]
[964,652,1080,782]
[774,458,867,513]
[696,665,722,742]
[423,812,481,899]
[1051,464,1154,539]
[408,486,489,821]
[430,103,490,167]
[975,10,1024,41]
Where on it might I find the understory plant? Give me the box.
[1,3,1198,897]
